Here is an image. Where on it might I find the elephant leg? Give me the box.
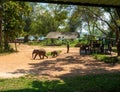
[39,54,42,59]
[45,54,48,58]
[41,54,44,59]
[43,55,44,59]
[33,53,38,59]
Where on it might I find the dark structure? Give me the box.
[80,36,115,55]
[13,0,120,8]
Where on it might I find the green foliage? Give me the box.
[27,39,80,47]
[0,73,120,92]
[65,39,79,47]
[112,46,117,53]
[0,45,3,53]
[0,47,16,55]
[68,6,83,32]
[3,1,32,39]
[29,4,69,36]
[92,54,119,64]
[27,39,62,46]
[2,1,32,51]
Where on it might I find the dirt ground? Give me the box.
[0,43,120,79]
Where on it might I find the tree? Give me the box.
[2,0,31,51]
[68,6,120,56]
[115,8,120,56]
[68,6,82,32]
[29,3,69,36]
[0,1,3,52]
[94,8,120,56]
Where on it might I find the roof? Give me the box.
[13,0,120,7]
[46,32,79,39]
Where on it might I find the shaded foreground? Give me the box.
[0,73,120,92]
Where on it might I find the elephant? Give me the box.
[51,50,58,57]
[32,49,48,59]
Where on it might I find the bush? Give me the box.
[93,54,118,64]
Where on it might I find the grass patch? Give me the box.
[0,50,17,56]
[92,54,119,64]
[46,50,62,56]
[112,47,117,53]
[27,41,44,46]
[26,39,80,47]
[0,73,120,92]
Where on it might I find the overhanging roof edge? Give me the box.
[13,0,120,8]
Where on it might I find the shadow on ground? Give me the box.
[8,53,120,79]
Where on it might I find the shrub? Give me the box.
[93,54,118,64]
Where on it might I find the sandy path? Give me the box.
[0,43,120,79]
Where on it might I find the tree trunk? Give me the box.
[116,26,120,56]
[117,40,120,56]
[51,39,54,45]
[3,34,9,52]
[24,35,29,43]
[116,8,120,56]
[0,16,2,46]
[0,15,2,43]
[15,42,17,52]
[0,4,2,52]
[4,41,9,52]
